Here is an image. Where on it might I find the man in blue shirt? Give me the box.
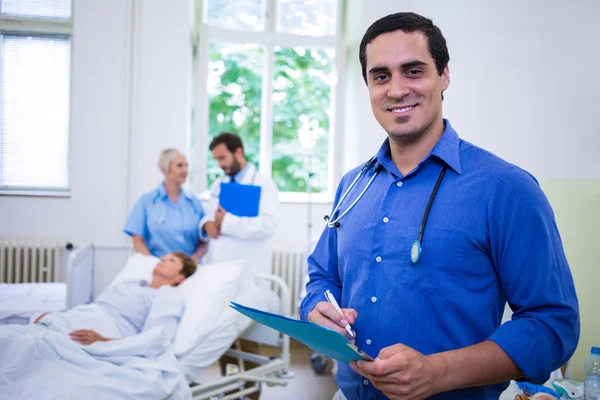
[300,12,579,400]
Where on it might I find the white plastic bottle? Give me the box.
[584,346,600,400]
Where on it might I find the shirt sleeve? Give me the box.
[485,168,580,383]
[124,195,148,238]
[142,286,185,343]
[299,176,348,321]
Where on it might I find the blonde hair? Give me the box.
[157,148,184,174]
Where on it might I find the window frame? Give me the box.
[0,2,73,197]
[190,0,345,203]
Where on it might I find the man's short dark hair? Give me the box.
[172,251,197,280]
[209,132,244,154]
[359,12,450,84]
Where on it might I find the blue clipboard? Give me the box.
[230,302,373,362]
[219,182,261,217]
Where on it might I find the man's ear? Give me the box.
[441,65,450,91]
[175,274,185,286]
[234,147,244,159]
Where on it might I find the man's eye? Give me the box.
[407,69,423,76]
[373,74,389,82]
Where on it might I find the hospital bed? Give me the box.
[0,246,293,399]
[0,242,95,325]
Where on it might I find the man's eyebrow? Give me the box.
[368,66,390,75]
[401,60,427,69]
[368,60,428,75]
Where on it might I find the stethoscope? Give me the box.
[324,157,448,264]
[151,189,202,225]
[151,200,167,225]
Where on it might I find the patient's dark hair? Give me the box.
[209,132,244,154]
[172,252,197,280]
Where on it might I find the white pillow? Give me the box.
[112,253,159,285]
[173,259,245,355]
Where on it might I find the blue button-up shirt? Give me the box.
[300,120,579,399]
[124,182,205,257]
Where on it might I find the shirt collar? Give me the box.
[374,118,462,177]
[158,182,193,200]
[232,162,251,182]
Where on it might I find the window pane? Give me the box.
[205,0,265,31]
[277,0,336,36]
[205,42,263,187]
[271,47,335,193]
[1,0,71,19]
[0,35,70,189]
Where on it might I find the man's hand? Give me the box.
[214,205,227,230]
[349,344,446,400]
[203,221,220,239]
[307,301,357,341]
[69,330,112,345]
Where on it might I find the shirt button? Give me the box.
[363,379,369,386]
[396,181,403,187]
[371,296,377,303]
[382,217,389,223]
[366,339,372,345]
[375,256,382,263]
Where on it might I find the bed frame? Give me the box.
[66,243,96,308]
[190,273,293,400]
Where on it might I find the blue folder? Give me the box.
[219,182,261,217]
[230,302,373,362]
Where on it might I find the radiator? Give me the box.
[0,239,62,283]
[272,249,308,318]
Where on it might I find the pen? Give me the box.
[324,290,355,339]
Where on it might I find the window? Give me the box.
[190,0,342,201]
[0,0,72,195]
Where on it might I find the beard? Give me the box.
[387,111,438,145]
[227,157,242,176]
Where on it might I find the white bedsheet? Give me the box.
[0,323,191,400]
[177,284,276,383]
[0,283,66,324]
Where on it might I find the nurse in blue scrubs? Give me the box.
[124,148,206,261]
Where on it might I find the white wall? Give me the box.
[0,0,133,293]
[0,0,195,294]
[357,0,600,179]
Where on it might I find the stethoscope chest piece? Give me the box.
[410,240,422,264]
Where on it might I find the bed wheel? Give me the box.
[310,353,331,375]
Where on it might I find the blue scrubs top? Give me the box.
[124,182,205,257]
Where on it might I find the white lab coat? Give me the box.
[199,163,279,290]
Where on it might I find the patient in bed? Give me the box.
[33,251,197,345]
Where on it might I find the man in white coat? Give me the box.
[199,132,279,290]
[200,132,279,395]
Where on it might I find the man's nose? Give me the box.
[387,75,410,99]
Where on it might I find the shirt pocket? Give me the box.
[398,228,468,297]
[414,228,496,297]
